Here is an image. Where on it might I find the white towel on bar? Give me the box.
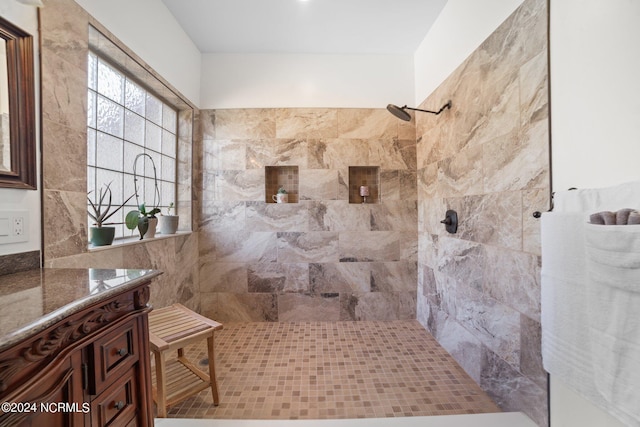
[584,223,640,426]
[554,180,640,213]
[541,211,599,400]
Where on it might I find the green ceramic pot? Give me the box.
[89,226,116,246]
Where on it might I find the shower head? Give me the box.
[386,101,452,121]
[386,104,412,121]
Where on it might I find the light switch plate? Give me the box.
[0,210,29,244]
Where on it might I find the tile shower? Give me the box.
[415,0,549,424]
[198,108,418,322]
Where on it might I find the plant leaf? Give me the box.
[125,210,140,230]
[137,217,149,240]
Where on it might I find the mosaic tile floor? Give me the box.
[156,321,500,420]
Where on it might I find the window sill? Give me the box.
[88,231,192,252]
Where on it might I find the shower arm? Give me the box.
[403,101,452,115]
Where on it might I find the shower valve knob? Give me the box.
[440,210,458,234]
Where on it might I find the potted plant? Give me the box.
[87,182,134,246]
[158,202,179,235]
[272,186,288,203]
[125,203,161,240]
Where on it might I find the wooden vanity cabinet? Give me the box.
[0,281,155,427]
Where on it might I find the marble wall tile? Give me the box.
[174,233,200,311]
[484,246,541,321]
[278,293,340,321]
[520,315,546,390]
[337,109,397,139]
[246,138,308,169]
[398,170,418,201]
[44,190,87,260]
[436,143,483,197]
[44,247,122,268]
[417,164,438,201]
[418,232,438,269]
[199,292,218,320]
[398,118,416,141]
[41,49,87,132]
[370,200,418,231]
[213,170,264,201]
[432,311,484,382]
[454,286,521,366]
[299,170,339,200]
[43,120,87,192]
[419,197,447,235]
[179,108,195,141]
[215,109,276,139]
[398,231,419,262]
[215,293,279,322]
[40,0,88,71]
[339,231,399,262]
[200,261,247,293]
[380,170,399,200]
[342,292,398,321]
[277,232,339,263]
[483,121,549,193]
[214,231,278,263]
[246,202,309,232]
[120,238,177,309]
[370,261,417,293]
[519,51,548,127]
[307,201,370,232]
[275,108,338,139]
[200,201,245,230]
[481,348,548,427]
[368,139,416,170]
[204,139,247,171]
[419,263,438,303]
[307,139,370,170]
[200,110,216,140]
[201,172,217,201]
[397,291,417,320]
[522,188,549,256]
[436,236,486,292]
[309,262,371,294]
[416,117,454,167]
[248,263,309,293]
[448,193,523,250]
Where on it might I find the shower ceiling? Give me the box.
[160,0,448,54]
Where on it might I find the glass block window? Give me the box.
[87,52,177,239]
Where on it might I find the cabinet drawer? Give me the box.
[89,319,139,395]
[91,365,139,427]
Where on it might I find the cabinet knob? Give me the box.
[117,348,128,357]
[114,401,125,410]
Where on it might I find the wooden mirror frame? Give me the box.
[0,16,36,190]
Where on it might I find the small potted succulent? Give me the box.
[125,203,161,240]
[158,202,179,235]
[87,182,134,246]
[272,186,288,203]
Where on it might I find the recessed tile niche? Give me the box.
[349,166,380,204]
[265,166,299,203]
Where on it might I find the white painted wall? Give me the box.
[199,53,414,109]
[550,0,640,191]
[0,1,41,257]
[549,0,639,424]
[74,0,202,106]
[413,0,525,105]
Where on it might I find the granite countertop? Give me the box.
[0,268,162,352]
